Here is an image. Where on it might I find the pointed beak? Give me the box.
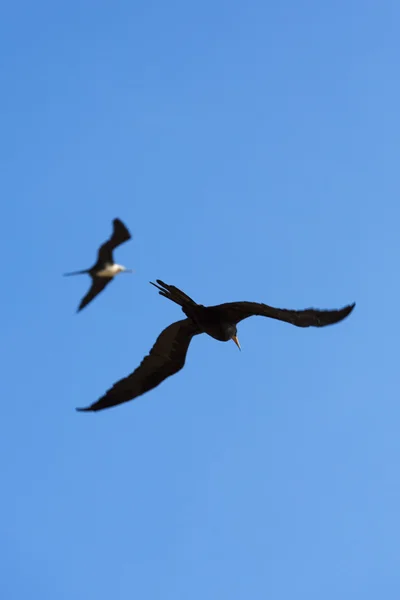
[122,268,134,273]
[231,335,241,351]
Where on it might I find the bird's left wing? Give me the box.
[212,301,355,328]
[109,218,131,248]
[76,319,200,412]
[97,218,132,264]
[77,277,113,312]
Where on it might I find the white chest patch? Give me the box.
[97,264,122,277]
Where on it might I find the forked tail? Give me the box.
[63,269,89,276]
[150,279,198,309]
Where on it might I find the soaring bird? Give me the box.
[64,218,133,312]
[77,279,355,412]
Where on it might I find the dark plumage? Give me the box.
[77,279,355,413]
[64,218,133,312]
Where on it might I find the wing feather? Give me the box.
[97,218,132,264]
[76,319,199,412]
[77,278,113,312]
[212,301,355,328]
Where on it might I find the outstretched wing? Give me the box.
[97,218,132,264]
[77,278,113,312]
[76,319,200,412]
[212,301,356,328]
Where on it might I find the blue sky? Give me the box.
[1,0,399,598]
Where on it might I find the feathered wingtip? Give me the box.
[337,302,356,321]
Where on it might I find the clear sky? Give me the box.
[1,1,399,598]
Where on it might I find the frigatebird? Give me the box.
[64,218,133,312]
[76,279,355,412]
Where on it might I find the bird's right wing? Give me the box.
[76,319,200,412]
[77,278,113,312]
[97,218,132,264]
[213,301,355,328]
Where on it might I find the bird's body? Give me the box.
[64,218,133,312]
[77,279,355,413]
[96,263,126,278]
[180,305,237,342]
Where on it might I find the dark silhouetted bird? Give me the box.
[77,279,355,412]
[64,218,133,312]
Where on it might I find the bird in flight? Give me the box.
[64,218,133,312]
[77,279,355,412]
